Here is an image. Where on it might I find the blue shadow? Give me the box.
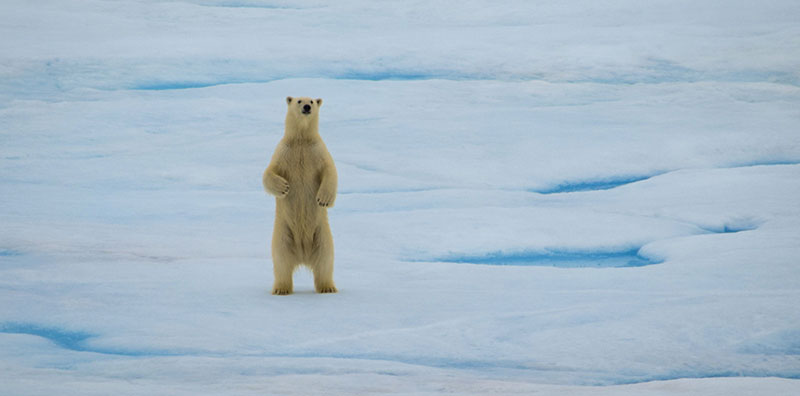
[435,248,661,268]
[132,81,227,91]
[0,323,92,351]
[0,322,177,357]
[533,174,658,194]
[0,249,22,256]
[334,71,441,81]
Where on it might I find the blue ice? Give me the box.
[435,248,660,268]
[533,175,657,194]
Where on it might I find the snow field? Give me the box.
[2,1,800,394]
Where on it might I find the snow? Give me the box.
[2,0,800,394]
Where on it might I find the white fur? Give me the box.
[263,96,338,295]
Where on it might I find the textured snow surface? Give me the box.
[2,0,800,394]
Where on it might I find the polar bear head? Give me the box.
[285,96,323,133]
[286,96,323,117]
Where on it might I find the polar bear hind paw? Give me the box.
[272,286,293,295]
[316,284,338,293]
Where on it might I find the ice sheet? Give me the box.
[2,0,800,394]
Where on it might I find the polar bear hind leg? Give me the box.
[309,225,337,293]
[271,225,299,295]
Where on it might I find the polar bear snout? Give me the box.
[287,97,322,117]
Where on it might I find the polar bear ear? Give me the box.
[316,98,323,107]
[286,96,293,105]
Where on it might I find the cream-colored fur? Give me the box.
[263,96,338,295]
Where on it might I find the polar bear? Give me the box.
[262,96,338,295]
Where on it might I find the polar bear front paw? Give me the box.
[316,189,335,207]
[272,176,290,198]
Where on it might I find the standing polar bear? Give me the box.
[262,96,337,295]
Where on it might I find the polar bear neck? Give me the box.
[285,112,320,142]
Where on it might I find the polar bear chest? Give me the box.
[280,143,323,192]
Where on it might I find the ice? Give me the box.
[433,248,662,268]
[2,0,800,394]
